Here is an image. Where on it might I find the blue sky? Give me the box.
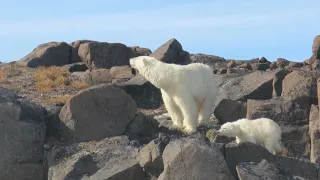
[0,0,319,62]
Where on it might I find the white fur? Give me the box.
[129,56,218,134]
[218,118,282,154]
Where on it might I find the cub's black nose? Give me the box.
[131,68,136,75]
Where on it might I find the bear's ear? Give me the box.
[142,58,150,65]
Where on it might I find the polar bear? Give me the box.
[217,118,282,154]
[129,56,217,134]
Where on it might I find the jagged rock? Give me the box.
[312,35,320,60]
[78,41,132,69]
[282,70,320,107]
[138,136,169,177]
[59,84,137,142]
[110,65,134,83]
[158,138,234,180]
[130,46,152,57]
[48,136,147,180]
[214,99,246,123]
[44,105,63,139]
[150,38,191,65]
[252,62,270,71]
[289,62,303,68]
[276,58,290,68]
[18,41,72,67]
[0,88,47,180]
[236,159,304,180]
[116,75,162,109]
[88,68,113,85]
[309,104,320,163]
[237,62,252,70]
[272,69,293,97]
[227,60,236,68]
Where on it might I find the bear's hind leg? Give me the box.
[172,92,198,134]
[161,90,183,130]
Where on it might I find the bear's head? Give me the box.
[217,122,240,137]
[129,56,157,75]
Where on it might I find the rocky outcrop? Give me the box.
[18,42,72,67]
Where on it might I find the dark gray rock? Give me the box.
[63,62,88,73]
[214,99,246,123]
[273,69,292,97]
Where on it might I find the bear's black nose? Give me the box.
[131,68,137,75]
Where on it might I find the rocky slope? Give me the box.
[0,35,320,180]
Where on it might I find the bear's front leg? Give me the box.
[172,93,197,135]
[161,89,183,131]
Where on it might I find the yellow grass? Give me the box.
[33,66,70,92]
[70,81,89,90]
[45,94,72,104]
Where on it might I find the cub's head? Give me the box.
[129,56,157,74]
[217,122,239,137]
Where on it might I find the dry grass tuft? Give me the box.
[45,94,72,104]
[70,81,89,90]
[33,66,70,92]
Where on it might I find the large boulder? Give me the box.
[116,75,162,109]
[149,38,191,65]
[246,99,310,158]
[216,70,275,105]
[110,65,134,83]
[0,88,47,180]
[70,40,97,63]
[59,84,137,142]
[158,138,234,180]
[282,70,320,107]
[309,104,320,163]
[78,41,132,69]
[273,69,292,97]
[213,99,246,123]
[48,136,147,180]
[18,42,72,67]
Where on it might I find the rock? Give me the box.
[220,68,228,74]
[44,105,63,139]
[312,35,320,60]
[269,62,277,70]
[246,99,310,157]
[130,46,152,57]
[48,136,147,180]
[282,70,320,107]
[78,41,132,69]
[138,136,169,177]
[237,62,252,70]
[312,59,320,70]
[59,84,137,142]
[63,62,88,73]
[124,112,160,143]
[227,60,236,68]
[149,38,191,65]
[289,62,303,68]
[158,138,234,180]
[110,65,134,82]
[70,40,97,63]
[252,62,270,71]
[276,58,290,68]
[0,88,47,180]
[190,53,226,69]
[273,69,292,97]
[213,99,247,123]
[309,104,320,163]
[259,57,269,63]
[236,159,303,180]
[216,71,275,105]
[18,41,72,67]
[224,142,319,180]
[89,68,113,85]
[116,75,162,109]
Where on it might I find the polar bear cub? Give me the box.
[129,56,218,134]
[218,118,282,154]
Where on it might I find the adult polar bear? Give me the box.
[129,56,218,134]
